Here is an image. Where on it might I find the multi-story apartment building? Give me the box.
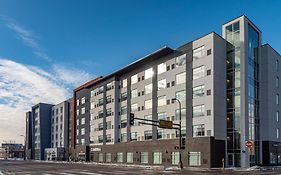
[25,111,32,160]
[29,103,53,160]
[45,100,71,161]
[72,77,102,161]
[69,15,281,168]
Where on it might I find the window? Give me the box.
[158,96,166,106]
[193,85,205,98]
[277,94,279,105]
[121,106,127,115]
[91,90,95,97]
[176,54,186,66]
[106,108,112,117]
[106,153,111,162]
[76,129,79,136]
[76,99,80,106]
[144,115,152,124]
[127,152,133,163]
[157,129,166,139]
[140,152,148,164]
[145,99,152,109]
[277,128,280,139]
[131,89,138,99]
[277,77,279,88]
[122,79,127,88]
[121,119,127,128]
[81,118,85,125]
[81,138,85,145]
[99,86,104,93]
[153,152,162,164]
[121,133,127,142]
[131,132,137,141]
[193,66,205,80]
[106,121,112,130]
[117,152,123,163]
[81,97,85,104]
[158,63,166,74]
[99,153,103,162]
[176,90,186,102]
[81,128,85,135]
[176,72,186,85]
[106,95,112,103]
[145,68,153,79]
[207,49,212,55]
[277,111,279,122]
[158,79,166,90]
[106,82,113,90]
[98,98,103,106]
[98,123,103,131]
[76,119,79,126]
[189,152,201,166]
[81,107,85,114]
[193,105,205,117]
[172,152,179,165]
[175,108,186,120]
[193,46,205,60]
[98,135,103,143]
[131,103,138,112]
[144,130,152,140]
[76,109,79,116]
[145,84,153,94]
[121,92,127,101]
[131,74,138,84]
[193,124,205,137]
[90,102,95,109]
[158,112,167,120]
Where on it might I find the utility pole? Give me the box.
[172,98,183,169]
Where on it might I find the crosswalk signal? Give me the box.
[130,113,135,125]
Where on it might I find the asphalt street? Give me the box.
[1,160,281,175]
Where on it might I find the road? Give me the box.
[0,160,281,175]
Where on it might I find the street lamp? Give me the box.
[20,135,26,160]
[172,98,183,169]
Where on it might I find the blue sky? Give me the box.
[0,0,280,143]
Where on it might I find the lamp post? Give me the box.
[20,135,26,160]
[172,98,183,169]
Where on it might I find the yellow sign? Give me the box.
[159,120,173,129]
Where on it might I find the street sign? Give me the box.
[245,140,253,148]
[159,120,173,129]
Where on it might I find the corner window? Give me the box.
[176,54,186,66]
[131,74,138,84]
[145,68,154,79]
[145,84,153,94]
[122,79,128,88]
[193,46,205,60]
[158,63,166,74]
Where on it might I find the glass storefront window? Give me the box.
[153,152,162,164]
[172,152,179,165]
[141,152,148,164]
[117,152,123,163]
[127,152,133,163]
[189,152,201,166]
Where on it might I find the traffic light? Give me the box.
[129,113,134,125]
[181,137,186,149]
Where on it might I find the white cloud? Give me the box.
[52,64,93,87]
[0,58,94,143]
[4,18,51,62]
